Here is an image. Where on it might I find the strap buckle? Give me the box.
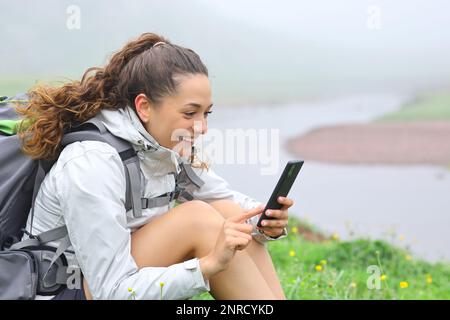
[169,186,182,202]
[141,198,149,209]
[21,228,38,240]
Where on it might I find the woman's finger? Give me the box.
[231,204,265,223]
[225,229,253,241]
[226,221,254,234]
[264,209,288,219]
[228,237,251,251]
[260,219,288,228]
[277,196,294,207]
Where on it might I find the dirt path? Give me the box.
[286,121,450,166]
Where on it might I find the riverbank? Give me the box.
[285,121,450,166]
[285,92,450,167]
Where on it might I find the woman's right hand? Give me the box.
[200,204,265,279]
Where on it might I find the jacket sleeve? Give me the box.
[190,167,288,244]
[55,141,210,300]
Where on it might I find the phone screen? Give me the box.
[256,160,303,228]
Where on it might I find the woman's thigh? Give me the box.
[130,200,224,269]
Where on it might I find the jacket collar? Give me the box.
[95,106,183,176]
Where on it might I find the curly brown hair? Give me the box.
[17,32,209,171]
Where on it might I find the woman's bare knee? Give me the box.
[209,199,244,220]
[178,200,225,257]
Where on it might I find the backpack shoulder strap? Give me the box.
[10,225,68,250]
[61,118,143,219]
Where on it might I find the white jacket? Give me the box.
[24,106,287,300]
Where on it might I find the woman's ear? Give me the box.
[134,94,151,123]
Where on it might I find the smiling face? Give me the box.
[134,73,213,156]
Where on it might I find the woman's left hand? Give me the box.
[257,196,294,238]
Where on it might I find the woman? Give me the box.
[18,33,293,300]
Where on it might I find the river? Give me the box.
[204,93,450,262]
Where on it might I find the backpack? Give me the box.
[0,93,204,299]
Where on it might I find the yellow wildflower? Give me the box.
[289,250,296,257]
[159,282,165,300]
[405,254,412,261]
[291,226,298,234]
[331,233,340,241]
[399,281,409,289]
[426,275,432,284]
[127,287,136,300]
[350,282,357,288]
[315,265,323,272]
[380,274,387,281]
[320,259,327,265]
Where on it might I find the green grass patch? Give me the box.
[376,92,450,122]
[192,217,450,300]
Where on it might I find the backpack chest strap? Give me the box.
[139,187,195,210]
[137,162,204,211]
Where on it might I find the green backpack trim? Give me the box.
[0,119,21,135]
[0,97,30,135]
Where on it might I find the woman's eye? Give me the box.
[184,111,213,118]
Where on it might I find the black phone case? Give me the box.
[256,160,303,228]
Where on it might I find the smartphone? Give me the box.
[256,160,304,228]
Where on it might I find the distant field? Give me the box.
[0,74,319,107]
[0,77,34,97]
[376,92,450,122]
[0,76,68,97]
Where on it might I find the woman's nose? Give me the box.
[200,119,208,135]
[194,118,208,135]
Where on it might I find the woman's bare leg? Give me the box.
[209,200,286,299]
[129,200,276,300]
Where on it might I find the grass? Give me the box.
[191,217,450,300]
[376,91,450,122]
